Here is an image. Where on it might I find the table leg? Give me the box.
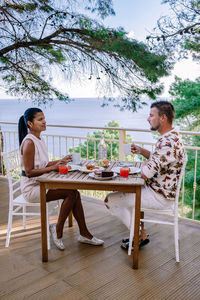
[40,182,48,262]
[132,186,141,269]
[68,211,73,227]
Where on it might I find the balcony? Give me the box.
[0,123,200,298]
[0,176,200,299]
[1,122,200,222]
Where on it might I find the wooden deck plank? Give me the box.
[1,178,200,299]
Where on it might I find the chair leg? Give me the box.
[174,219,179,262]
[128,210,144,256]
[5,209,13,247]
[128,206,135,255]
[23,204,26,229]
[46,204,50,250]
[68,211,73,227]
[140,211,144,231]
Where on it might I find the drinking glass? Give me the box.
[120,167,130,178]
[123,144,131,156]
[72,153,81,164]
[59,165,68,174]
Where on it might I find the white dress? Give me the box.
[20,133,49,203]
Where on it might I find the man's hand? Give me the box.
[131,143,141,154]
[131,143,151,159]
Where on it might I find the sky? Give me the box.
[0,0,199,99]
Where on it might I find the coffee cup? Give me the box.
[123,144,131,156]
[72,152,81,164]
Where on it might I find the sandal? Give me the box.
[122,234,149,244]
[122,237,129,243]
[120,238,150,252]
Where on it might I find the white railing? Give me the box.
[0,122,200,224]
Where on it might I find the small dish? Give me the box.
[112,166,141,174]
[80,166,103,173]
[66,164,81,172]
[89,172,117,181]
[118,162,134,167]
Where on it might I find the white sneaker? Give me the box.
[49,224,65,250]
[78,235,104,246]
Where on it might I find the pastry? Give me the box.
[101,171,114,177]
[86,164,96,170]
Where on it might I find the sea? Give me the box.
[0,98,156,145]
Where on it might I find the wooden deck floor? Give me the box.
[1,177,200,300]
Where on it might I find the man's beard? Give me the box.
[150,124,160,131]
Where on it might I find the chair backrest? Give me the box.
[2,149,21,202]
[174,153,188,210]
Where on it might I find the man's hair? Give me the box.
[151,101,175,124]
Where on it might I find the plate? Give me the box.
[66,164,81,172]
[112,166,141,174]
[89,172,117,181]
[80,166,103,173]
[118,162,134,167]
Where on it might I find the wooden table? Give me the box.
[37,161,145,269]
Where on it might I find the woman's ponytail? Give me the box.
[18,115,28,146]
[18,107,42,146]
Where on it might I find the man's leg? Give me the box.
[104,192,133,228]
[105,190,149,251]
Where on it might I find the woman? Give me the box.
[19,107,104,250]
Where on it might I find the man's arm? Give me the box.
[131,143,151,159]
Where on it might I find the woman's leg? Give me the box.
[71,191,93,239]
[46,189,92,239]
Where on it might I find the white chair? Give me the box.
[2,149,51,249]
[128,154,188,262]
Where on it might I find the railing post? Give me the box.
[119,129,126,161]
[0,128,4,175]
[192,150,198,220]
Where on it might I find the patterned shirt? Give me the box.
[142,129,186,200]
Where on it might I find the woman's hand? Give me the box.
[53,161,67,171]
[59,154,72,165]
[47,155,72,171]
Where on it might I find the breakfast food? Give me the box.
[98,159,109,167]
[86,164,96,170]
[103,159,109,165]
[94,169,102,176]
[67,165,72,170]
[101,171,114,177]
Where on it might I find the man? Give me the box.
[105,101,186,251]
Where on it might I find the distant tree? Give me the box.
[169,76,200,220]
[69,120,132,160]
[170,76,200,131]
[147,0,200,58]
[0,0,171,110]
